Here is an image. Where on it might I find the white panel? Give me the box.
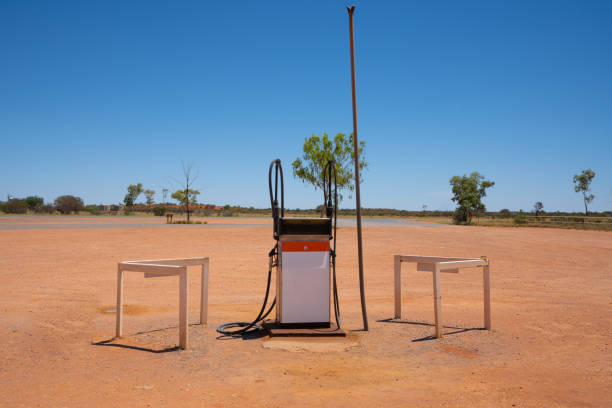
[281,251,330,324]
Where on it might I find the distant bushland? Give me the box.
[1,199,28,214]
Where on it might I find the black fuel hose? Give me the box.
[215,245,277,336]
[324,160,341,329]
[216,160,283,337]
[269,159,284,238]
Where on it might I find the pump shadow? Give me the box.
[377,318,485,342]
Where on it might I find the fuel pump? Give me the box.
[217,159,340,336]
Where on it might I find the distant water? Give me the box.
[0,216,440,230]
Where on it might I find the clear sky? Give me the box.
[1,1,611,212]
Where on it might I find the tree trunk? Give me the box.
[186,185,190,222]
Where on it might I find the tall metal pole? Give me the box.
[347,5,369,331]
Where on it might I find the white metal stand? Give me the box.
[116,257,209,350]
[394,255,491,338]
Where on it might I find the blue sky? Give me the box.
[1,1,610,212]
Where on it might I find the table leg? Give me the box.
[394,255,401,319]
[179,268,188,349]
[483,263,491,330]
[200,259,209,325]
[116,266,124,338]
[433,263,442,338]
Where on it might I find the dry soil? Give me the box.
[0,218,610,407]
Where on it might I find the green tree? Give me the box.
[449,172,495,224]
[144,189,156,210]
[172,189,200,221]
[292,132,367,202]
[54,195,84,214]
[123,183,143,209]
[573,169,595,215]
[533,201,544,217]
[24,196,44,211]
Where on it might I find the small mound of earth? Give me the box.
[262,337,359,352]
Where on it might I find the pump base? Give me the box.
[263,320,346,337]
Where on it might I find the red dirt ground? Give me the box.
[0,220,610,407]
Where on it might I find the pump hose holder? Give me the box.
[216,159,341,337]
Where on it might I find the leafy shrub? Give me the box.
[38,204,56,214]
[498,209,512,219]
[84,204,102,215]
[513,214,528,225]
[3,199,28,214]
[54,195,84,214]
[153,207,167,216]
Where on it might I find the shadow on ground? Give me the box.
[92,322,204,353]
[377,318,485,342]
[215,329,269,341]
[92,338,180,353]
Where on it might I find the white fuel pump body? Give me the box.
[277,236,330,326]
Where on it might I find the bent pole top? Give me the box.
[347,5,369,331]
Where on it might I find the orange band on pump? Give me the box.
[282,241,329,252]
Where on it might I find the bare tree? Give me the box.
[171,162,200,222]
